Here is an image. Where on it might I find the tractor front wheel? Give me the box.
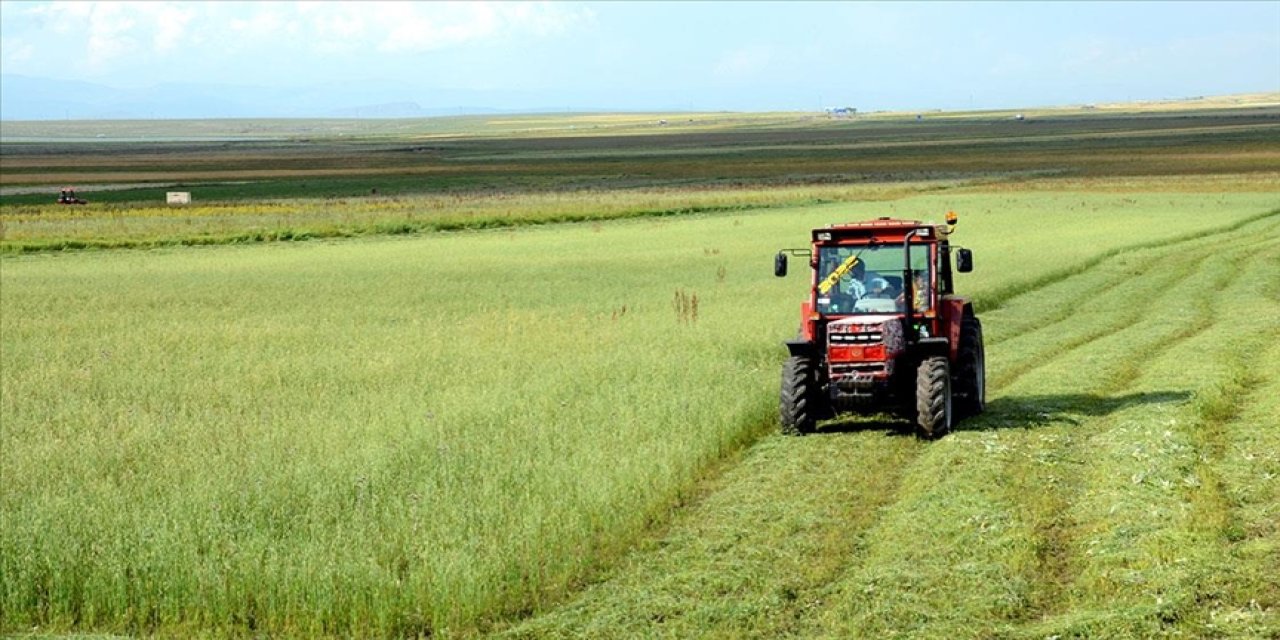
[780,356,822,436]
[915,356,953,439]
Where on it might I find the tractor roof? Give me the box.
[814,217,949,242]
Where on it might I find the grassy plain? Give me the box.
[2,101,1279,637]
[4,191,1278,637]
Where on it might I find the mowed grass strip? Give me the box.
[1037,236,1280,638]
[983,216,1280,389]
[1197,338,1280,636]
[794,217,1280,639]
[1,193,1276,637]
[497,432,923,639]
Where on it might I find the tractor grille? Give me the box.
[828,322,892,385]
[828,323,884,355]
[831,362,888,376]
[829,331,882,344]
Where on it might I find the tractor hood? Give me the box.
[827,314,898,329]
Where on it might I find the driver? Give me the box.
[867,275,892,298]
[821,253,891,313]
[843,261,891,299]
[841,261,869,299]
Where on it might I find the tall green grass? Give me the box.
[2,193,1276,636]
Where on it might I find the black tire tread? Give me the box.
[915,356,951,439]
[780,356,820,435]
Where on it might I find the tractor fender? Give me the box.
[915,337,951,359]
[784,339,818,358]
[940,297,971,362]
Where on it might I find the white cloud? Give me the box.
[19,1,200,72]
[229,7,289,40]
[26,1,94,35]
[151,3,194,53]
[504,2,593,38]
[0,36,36,65]
[83,3,139,70]
[370,2,590,53]
[380,3,496,53]
[214,1,594,56]
[2,1,594,81]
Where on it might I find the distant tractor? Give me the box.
[773,212,985,438]
[57,187,87,205]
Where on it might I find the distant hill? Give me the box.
[2,74,274,119]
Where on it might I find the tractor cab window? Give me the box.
[815,244,931,315]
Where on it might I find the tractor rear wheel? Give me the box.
[915,356,952,439]
[780,356,822,436]
[954,314,986,419]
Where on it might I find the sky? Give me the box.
[1,0,1278,114]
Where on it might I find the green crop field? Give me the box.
[2,101,1279,638]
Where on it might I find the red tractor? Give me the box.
[773,212,985,438]
[57,187,87,205]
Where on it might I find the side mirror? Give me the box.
[956,248,973,273]
[774,252,788,277]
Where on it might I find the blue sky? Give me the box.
[1,1,1277,113]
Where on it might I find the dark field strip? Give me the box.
[4,109,1277,206]
[500,215,1280,638]
[5,108,1276,160]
